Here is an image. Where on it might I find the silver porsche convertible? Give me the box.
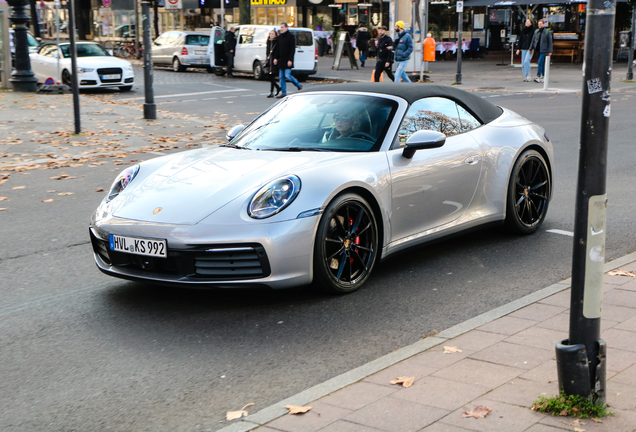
[90,83,553,293]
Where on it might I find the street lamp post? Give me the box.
[556,0,616,403]
[455,1,463,84]
[627,2,635,81]
[7,0,37,92]
[141,0,156,119]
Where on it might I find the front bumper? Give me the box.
[90,215,319,289]
[78,67,134,89]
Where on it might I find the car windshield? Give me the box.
[232,94,398,152]
[26,32,39,47]
[60,43,110,58]
[185,35,210,45]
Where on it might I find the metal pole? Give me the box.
[556,0,616,404]
[134,0,140,59]
[221,0,225,28]
[68,0,80,133]
[7,0,38,92]
[142,1,156,119]
[455,4,462,84]
[55,0,60,83]
[543,54,550,90]
[627,5,635,81]
[422,0,428,75]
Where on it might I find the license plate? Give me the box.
[195,50,206,55]
[101,74,121,80]
[109,234,167,258]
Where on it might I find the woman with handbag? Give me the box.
[266,30,282,98]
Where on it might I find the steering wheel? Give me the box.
[349,132,375,141]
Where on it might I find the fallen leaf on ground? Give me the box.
[0,208,5,211]
[0,197,8,201]
[95,188,104,192]
[226,403,254,421]
[559,408,569,416]
[11,186,25,189]
[590,418,603,423]
[462,405,492,419]
[42,199,55,203]
[390,376,415,388]
[608,270,636,277]
[0,179,7,186]
[58,192,74,196]
[49,172,77,180]
[284,405,312,415]
[444,346,462,354]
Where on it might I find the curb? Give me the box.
[218,250,636,432]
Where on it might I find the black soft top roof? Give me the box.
[311,83,503,124]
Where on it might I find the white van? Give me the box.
[207,25,317,80]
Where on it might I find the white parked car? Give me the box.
[151,31,211,72]
[207,25,317,80]
[29,42,134,91]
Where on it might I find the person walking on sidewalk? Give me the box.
[224,27,237,77]
[265,30,281,98]
[374,26,395,82]
[529,19,552,83]
[274,22,302,98]
[393,21,413,83]
[356,23,371,67]
[516,19,535,82]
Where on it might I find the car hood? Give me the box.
[111,146,347,225]
[75,56,132,69]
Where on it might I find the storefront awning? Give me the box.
[464,0,625,6]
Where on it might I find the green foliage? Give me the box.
[532,393,612,419]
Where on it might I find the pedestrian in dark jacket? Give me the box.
[356,23,371,67]
[274,22,302,98]
[515,19,535,81]
[529,19,553,83]
[266,30,281,98]
[393,21,413,82]
[224,27,237,77]
[374,26,395,82]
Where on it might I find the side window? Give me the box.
[456,104,481,132]
[164,33,178,46]
[239,27,255,44]
[290,30,313,46]
[253,28,269,44]
[396,97,463,146]
[154,35,166,46]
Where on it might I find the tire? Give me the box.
[253,61,264,80]
[62,69,71,87]
[296,74,308,82]
[119,85,133,92]
[213,67,226,76]
[313,193,379,294]
[206,66,215,73]
[172,57,186,72]
[504,149,551,235]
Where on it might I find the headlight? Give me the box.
[77,67,94,73]
[107,165,140,201]
[248,175,301,219]
[125,65,134,71]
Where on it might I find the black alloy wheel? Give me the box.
[505,149,551,234]
[62,69,72,87]
[313,193,379,293]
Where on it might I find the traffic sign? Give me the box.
[44,77,55,85]
[103,0,111,6]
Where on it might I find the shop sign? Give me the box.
[251,0,286,5]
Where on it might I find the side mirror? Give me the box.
[226,124,245,141]
[402,130,446,159]
[36,37,42,44]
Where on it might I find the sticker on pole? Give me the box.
[102,0,111,6]
[44,77,55,85]
[583,194,607,319]
[165,0,182,9]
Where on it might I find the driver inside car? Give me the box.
[322,108,364,142]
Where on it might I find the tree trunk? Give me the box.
[29,0,41,38]
[153,0,159,38]
[239,0,250,25]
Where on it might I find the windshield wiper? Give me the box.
[220,143,250,150]
[264,147,330,152]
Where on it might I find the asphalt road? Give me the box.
[1,68,635,431]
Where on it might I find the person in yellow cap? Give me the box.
[393,21,413,82]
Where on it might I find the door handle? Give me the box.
[465,155,479,165]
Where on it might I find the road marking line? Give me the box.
[547,229,574,237]
[180,99,197,102]
[201,97,218,100]
[119,88,248,101]
[222,96,237,98]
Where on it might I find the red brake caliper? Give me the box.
[349,217,360,263]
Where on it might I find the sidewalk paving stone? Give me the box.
[508,303,566,322]
[420,423,477,432]
[603,289,636,308]
[468,341,554,370]
[318,382,398,411]
[438,400,546,432]
[614,313,636,331]
[439,330,507,352]
[342,397,449,432]
[504,327,568,351]
[606,347,636,373]
[392,376,490,411]
[601,303,636,322]
[265,401,353,432]
[606,380,636,411]
[316,420,386,432]
[609,364,636,387]
[519,360,560,384]
[537,291,571,308]
[538,408,636,432]
[433,358,523,388]
[485,378,558,408]
[600,328,636,353]
[477,316,537,336]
